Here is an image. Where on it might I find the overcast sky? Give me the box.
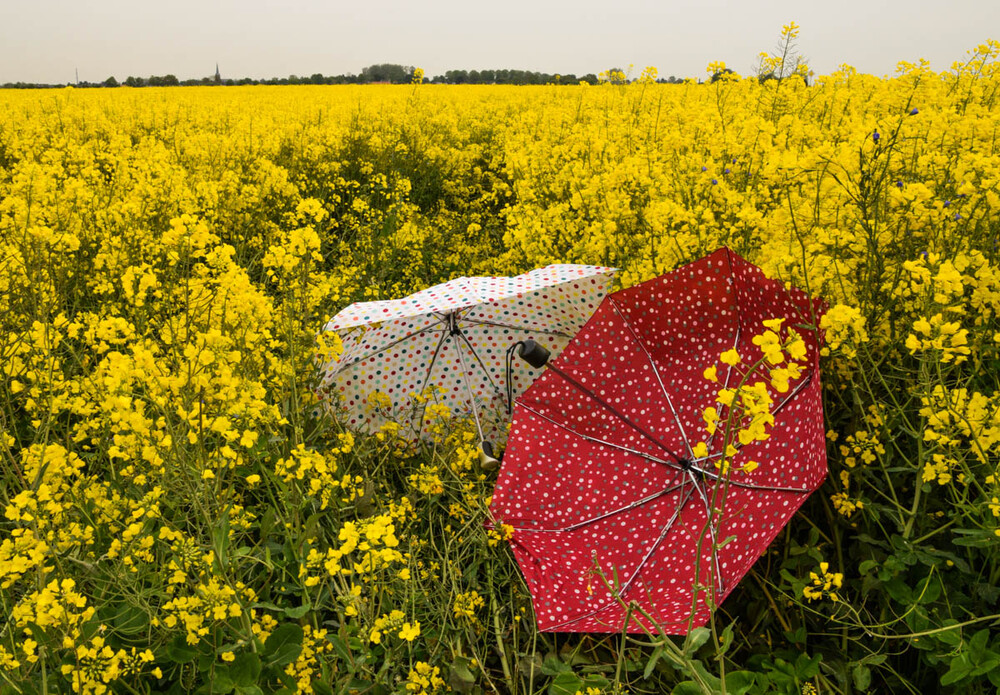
[2,0,998,84]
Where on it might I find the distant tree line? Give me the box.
[1,63,690,89]
[432,69,598,85]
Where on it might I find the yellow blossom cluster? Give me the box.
[405,662,448,694]
[839,431,885,468]
[819,305,868,360]
[11,578,95,647]
[802,562,844,602]
[831,470,864,518]
[60,638,159,695]
[697,319,808,474]
[409,463,445,495]
[905,314,971,363]
[324,509,409,579]
[284,625,335,694]
[274,438,364,510]
[453,590,486,622]
[161,577,258,644]
[0,45,999,691]
[368,609,420,644]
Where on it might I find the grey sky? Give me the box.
[2,0,997,84]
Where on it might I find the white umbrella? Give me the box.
[319,265,615,455]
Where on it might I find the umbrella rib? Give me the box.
[715,478,813,493]
[690,372,818,493]
[616,481,694,596]
[453,335,487,442]
[411,329,451,436]
[689,451,812,492]
[544,362,685,463]
[607,297,695,459]
[692,371,817,490]
[518,403,684,472]
[460,316,572,339]
[505,482,687,533]
[453,327,505,399]
[331,322,447,376]
[770,370,814,416]
[546,483,696,632]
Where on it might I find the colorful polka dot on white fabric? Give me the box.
[318,265,616,442]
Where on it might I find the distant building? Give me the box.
[214,64,221,84]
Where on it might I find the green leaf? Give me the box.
[858,559,879,575]
[794,653,822,680]
[112,604,148,634]
[950,530,996,548]
[724,671,756,695]
[231,653,261,687]
[684,627,712,654]
[852,663,872,691]
[582,675,610,690]
[784,626,807,644]
[644,645,664,680]
[518,653,544,682]
[972,582,1000,604]
[936,621,962,646]
[167,635,199,664]
[940,656,971,686]
[915,575,941,604]
[970,656,1000,677]
[547,672,584,695]
[718,624,735,656]
[969,628,990,655]
[212,516,231,568]
[210,672,236,694]
[284,603,311,619]
[264,623,304,667]
[883,578,913,604]
[252,602,283,613]
[449,656,477,694]
[540,657,572,676]
[671,682,704,695]
[326,634,352,663]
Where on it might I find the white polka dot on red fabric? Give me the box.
[490,247,829,634]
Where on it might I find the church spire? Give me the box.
[214,63,221,83]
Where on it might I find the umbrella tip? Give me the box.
[517,340,551,369]
[480,441,501,471]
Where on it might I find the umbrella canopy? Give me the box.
[489,248,827,633]
[319,265,616,446]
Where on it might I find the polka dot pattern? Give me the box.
[490,247,829,634]
[318,265,616,442]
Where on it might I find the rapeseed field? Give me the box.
[2,39,1000,693]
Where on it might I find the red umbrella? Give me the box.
[489,248,827,633]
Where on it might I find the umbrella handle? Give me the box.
[504,339,552,416]
[517,339,551,369]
